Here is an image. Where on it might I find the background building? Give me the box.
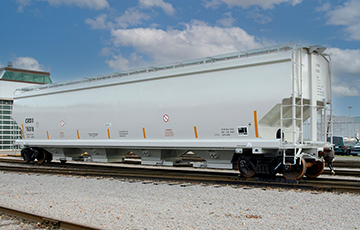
[332,116,360,139]
[303,114,359,141]
[0,62,51,150]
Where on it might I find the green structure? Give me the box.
[1,68,52,84]
[0,64,51,150]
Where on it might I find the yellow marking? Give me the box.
[142,127,147,139]
[194,126,198,138]
[107,129,111,139]
[0,154,21,157]
[46,131,50,139]
[77,130,80,139]
[21,124,25,139]
[254,110,259,138]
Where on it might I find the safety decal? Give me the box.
[165,129,174,137]
[238,126,248,136]
[60,120,65,127]
[163,114,169,122]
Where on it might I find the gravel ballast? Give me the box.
[0,171,359,229]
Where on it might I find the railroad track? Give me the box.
[0,159,359,194]
[2,153,360,167]
[0,158,359,228]
[0,205,101,230]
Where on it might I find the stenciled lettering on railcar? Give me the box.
[119,130,128,138]
[221,128,235,136]
[88,133,99,138]
[315,62,325,98]
[25,118,34,123]
[24,117,35,138]
[25,133,34,139]
[25,126,34,132]
[24,118,35,138]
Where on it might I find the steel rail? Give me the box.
[332,160,360,168]
[2,154,360,167]
[0,162,359,194]
[299,177,360,193]
[0,206,102,230]
[2,159,359,178]
[1,157,360,177]
[322,168,360,176]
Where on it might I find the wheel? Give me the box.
[305,160,325,179]
[282,158,307,180]
[45,151,53,163]
[21,148,35,163]
[21,148,29,163]
[237,159,256,178]
[35,148,46,164]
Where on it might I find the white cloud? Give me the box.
[323,0,360,41]
[42,0,109,10]
[220,0,302,9]
[328,48,360,78]
[332,85,359,97]
[105,52,149,71]
[85,14,108,30]
[128,52,147,68]
[202,0,222,9]
[139,0,175,16]
[105,54,130,70]
[86,9,150,30]
[16,0,110,10]
[327,47,360,97]
[100,47,113,56]
[217,12,235,27]
[114,8,150,29]
[0,62,3,68]
[13,57,44,71]
[107,20,262,70]
[315,2,331,12]
[247,8,273,24]
[15,0,31,12]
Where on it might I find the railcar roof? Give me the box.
[14,43,324,94]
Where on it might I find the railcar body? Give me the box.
[12,44,334,179]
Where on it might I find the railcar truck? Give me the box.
[12,44,335,180]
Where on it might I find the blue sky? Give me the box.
[1,0,360,117]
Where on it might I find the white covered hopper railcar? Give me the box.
[12,44,334,180]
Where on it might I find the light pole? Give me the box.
[348,106,352,117]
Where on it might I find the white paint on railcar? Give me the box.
[12,44,332,170]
